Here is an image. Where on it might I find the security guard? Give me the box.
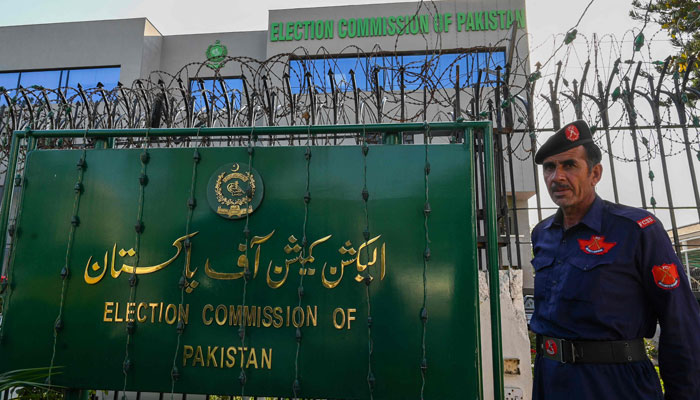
[530,120,700,399]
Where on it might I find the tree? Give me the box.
[630,0,700,91]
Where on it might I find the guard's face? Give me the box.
[542,146,602,210]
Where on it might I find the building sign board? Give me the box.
[0,144,480,398]
[269,9,526,42]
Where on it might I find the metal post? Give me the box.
[0,133,20,270]
[11,122,483,139]
[670,72,700,222]
[526,81,543,221]
[494,70,514,269]
[483,122,504,400]
[645,70,682,255]
[624,67,647,209]
[465,126,484,400]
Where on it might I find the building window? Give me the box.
[188,77,244,111]
[0,66,120,104]
[288,50,506,94]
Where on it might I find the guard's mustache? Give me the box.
[551,183,571,191]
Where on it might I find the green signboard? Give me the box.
[0,143,481,398]
[269,9,526,42]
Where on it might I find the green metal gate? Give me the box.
[0,122,504,399]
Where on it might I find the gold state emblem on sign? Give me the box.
[207,163,264,220]
[214,164,255,218]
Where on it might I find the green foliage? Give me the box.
[529,331,537,372]
[630,0,700,91]
[12,387,63,400]
[645,339,664,393]
[655,366,665,392]
[0,368,62,399]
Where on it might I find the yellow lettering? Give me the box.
[149,303,158,322]
[272,307,283,328]
[103,302,114,322]
[246,306,257,327]
[333,308,345,329]
[207,346,219,368]
[215,305,227,326]
[137,303,147,323]
[262,306,273,328]
[126,302,136,322]
[261,348,272,369]
[165,304,177,325]
[292,306,304,328]
[238,347,246,366]
[306,305,317,327]
[114,302,124,322]
[229,305,242,326]
[202,304,213,325]
[246,348,258,369]
[183,345,194,366]
[193,346,204,367]
[159,302,164,322]
[347,308,356,329]
[226,347,236,368]
[178,304,189,324]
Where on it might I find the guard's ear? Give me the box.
[590,163,602,186]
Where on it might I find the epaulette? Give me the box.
[604,201,657,229]
[532,215,555,233]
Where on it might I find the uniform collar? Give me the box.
[543,195,604,233]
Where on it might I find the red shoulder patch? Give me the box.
[637,216,655,229]
[565,125,579,141]
[578,235,616,255]
[652,263,680,290]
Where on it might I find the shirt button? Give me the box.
[562,240,567,245]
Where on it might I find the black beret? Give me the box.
[535,120,595,164]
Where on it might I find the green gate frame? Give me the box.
[0,121,505,400]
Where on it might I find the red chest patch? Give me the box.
[565,125,580,141]
[652,263,680,290]
[637,216,655,229]
[578,235,616,255]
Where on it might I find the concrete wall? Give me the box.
[480,270,533,400]
[141,20,164,80]
[159,31,268,82]
[0,18,151,84]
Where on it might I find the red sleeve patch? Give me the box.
[637,216,655,229]
[652,263,680,290]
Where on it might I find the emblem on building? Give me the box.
[207,163,264,219]
[205,40,228,70]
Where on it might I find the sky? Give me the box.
[0,0,651,43]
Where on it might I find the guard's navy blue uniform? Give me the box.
[530,196,700,400]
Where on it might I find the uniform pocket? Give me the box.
[531,256,554,272]
[567,255,611,272]
[560,256,609,301]
[532,256,554,300]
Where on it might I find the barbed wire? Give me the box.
[0,26,698,180]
